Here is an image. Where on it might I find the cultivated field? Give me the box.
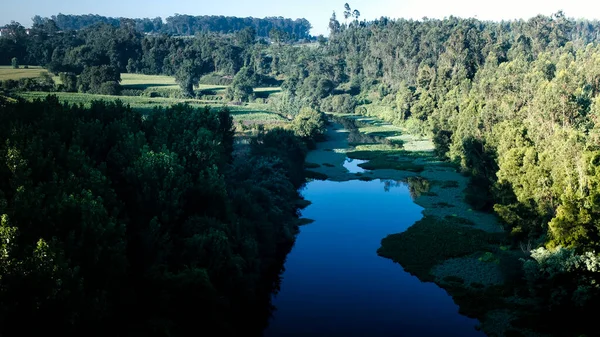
[10,71,286,130]
[0,66,50,81]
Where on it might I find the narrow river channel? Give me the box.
[263,176,485,337]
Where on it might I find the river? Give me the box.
[263,177,485,337]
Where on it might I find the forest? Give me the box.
[31,13,313,40]
[2,4,600,337]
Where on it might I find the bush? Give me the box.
[58,72,77,92]
[142,88,186,99]
[269,91,304,118]
[78,65,121,94]
[120,89,144,97]
[1,74,54,92]
[291,107,327,148]
[524,246,600,307]
[226,67,257,102]
[11,57,19,69]
[98,81,122,95]
[320,94,357,113]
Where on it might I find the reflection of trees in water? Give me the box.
[261,241,294,336]
[379,177,430,196]
[407,176,431,199]
[382,180,404,192]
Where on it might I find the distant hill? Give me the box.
[32,13,313,40]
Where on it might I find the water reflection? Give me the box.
[343,157,368,173]
[382,179,403,192]
[406,176,431,199]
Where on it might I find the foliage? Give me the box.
[0,96,307,337]
[378,216,506,282]
[11,57,18,69]
[523,246,600,320]
[77,65,121,94]
[226,67,257,102]
[35,14,312,40]
[320,94,356,113]
[291,107,327,148]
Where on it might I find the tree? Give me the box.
[343,3,352,22]
[77,65,121,94]
[328,12,341,35]
[226,66,257,102]
[11,57,18,69]
[291,106,327,148]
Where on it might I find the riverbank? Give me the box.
[305,114,547,337]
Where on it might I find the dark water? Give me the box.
[264,179,484,337]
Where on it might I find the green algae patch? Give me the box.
[347,149,425,172]
[377,215,506,282]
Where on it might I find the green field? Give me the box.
[10,70,286,129]
[0,66,50,81]
[18,91,286,129]
[120,73,179,90]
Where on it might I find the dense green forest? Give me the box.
[0,95,316,336]
[30,14,313,40]
[4,5,600,336]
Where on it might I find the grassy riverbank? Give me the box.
[308,113,548,337]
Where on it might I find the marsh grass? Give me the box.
[433,202,455,208]
[347,150,425,172]
[441,180,460,189]
[443,215,476,226]
[377,215,506,282]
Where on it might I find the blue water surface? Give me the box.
[343,158,368,173]
[264,179,484,337]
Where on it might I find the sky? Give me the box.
[2,0,600,36]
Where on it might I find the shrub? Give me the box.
[320,94,356,113]
[523,246,600,307]
[291,107,327,148]
[77,65,121,94]
[11,57,19,69]
[98,81,121,95]
[59,72,77,92]
[120,89,144,97]
[226,67,257,102]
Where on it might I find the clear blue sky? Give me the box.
[2,0,600,36]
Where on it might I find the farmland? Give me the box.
[15,72,287,131]
[0,65,51,81]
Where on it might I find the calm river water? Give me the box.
[263,178,485,337]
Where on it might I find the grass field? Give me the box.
[120,73,179,90]
[11,70,286,130]
[0,66,50,81]
[18,91,287,129]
